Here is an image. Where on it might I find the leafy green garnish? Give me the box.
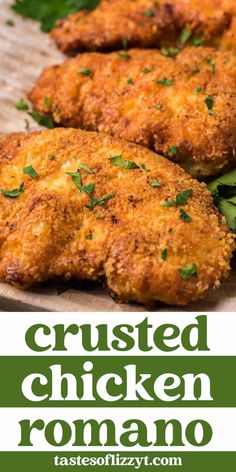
[86,194,113,210]
[85,233,93,240]
[12,0,100,32]
[23,165,38,179]
[162,189,193,207]
[109,155,139,170]
[78,163,95,174]
[79,67,93,76]
[6,19,15,26]
[28,111,55,129]
[1,182,24,198]
[50,154,55,161]
[44,96,51,106]
[208,169,236,233]
[179,28,192,45]
[66,171,82,189]
[117,52,131,60]
[127,78,134,84]
[15,99,29,111]
[161,248,168,261]
[195,87,202,93]
[155,77,174,86]
[179,208,192,223]
[153,104,163,110]
[160,47,179,57]
[205,57,216,73]
[142,67,153,74]
[168,145,178,156]
[192,66,200,74]
[149,180,161,187]
[204,95,214,114]
[179,263,198,280]
[144,9,155,17]
[192,37,204,47]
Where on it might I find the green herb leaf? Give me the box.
[28,111,55,129]
[160,47,179,57]
[142,67,153,73]
[195,87,202,93]
[179,28,192,45]
[153,104,163,110]
[168,145,178,156]
[82,183,95,196]
[144,9,155,17]
[155,77,174,86]
[6,19,15,26]
[163,189,193,207]
[109,155,139,170]
[205,57,216,73]
[12,0,100,32]
[127,78,134,84]
[192,66,200,74]
[78,163,95,174]
[44,96,51,106]
[161,248,168,261]
[50,154,55,161]
[66,171,82,189]
[117,52,131,60]
[85,233,93,240]
[79,67,93,76]
[1,182,24,198]
[149,180,161,187]
[192,37,204,47]
[179,263,198,280]
[204,95,214,113]
[15,99,29,111]
[86,194,113,210]
[179,208,192,223]
[23,165,38,179]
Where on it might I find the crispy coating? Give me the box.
[29,47,236,178]
[51,0,234,54]
[0,128,234,306]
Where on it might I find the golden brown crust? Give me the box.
[51,0,234,54]
[0,128,234,305]
[29,47,236,178]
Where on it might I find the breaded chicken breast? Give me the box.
[51,0,234,54]
[0,129,233,306]
[29,47,236,178]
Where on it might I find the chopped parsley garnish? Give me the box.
[192,37,204,47]
[85,233,93,240]
[79,67,93,76]
[50,154,55,161]
[142,67,153,73]
[44,96,51,106]
[28,111,55,129]
[192,66,200,74]
[195,87,202,93]
[15,99,29,111]
[179,263,198,280]
[155,77,174,86]
[161,248,168,261]
[144,9,155,17]
[23,165,38,179]
[161,47,179,57]
[82,183,95,195]
[205,57,215,73]
[1,182,24,198]
[66,171,82,189]
[109,155,139,170]
[140,164,150,172]
[179,28,192,45]
[150,180,161,187]
[153,104,163,110]
[12,0,100,32]
[6,19,15,26]
[117,52,131,60]
[162,189,193,207]
[179,208,192,223]
[204,95,214,114]
[127,78,134,84]
[168,145,178,156]
[86,194,113,210]
[78,163,95,174]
